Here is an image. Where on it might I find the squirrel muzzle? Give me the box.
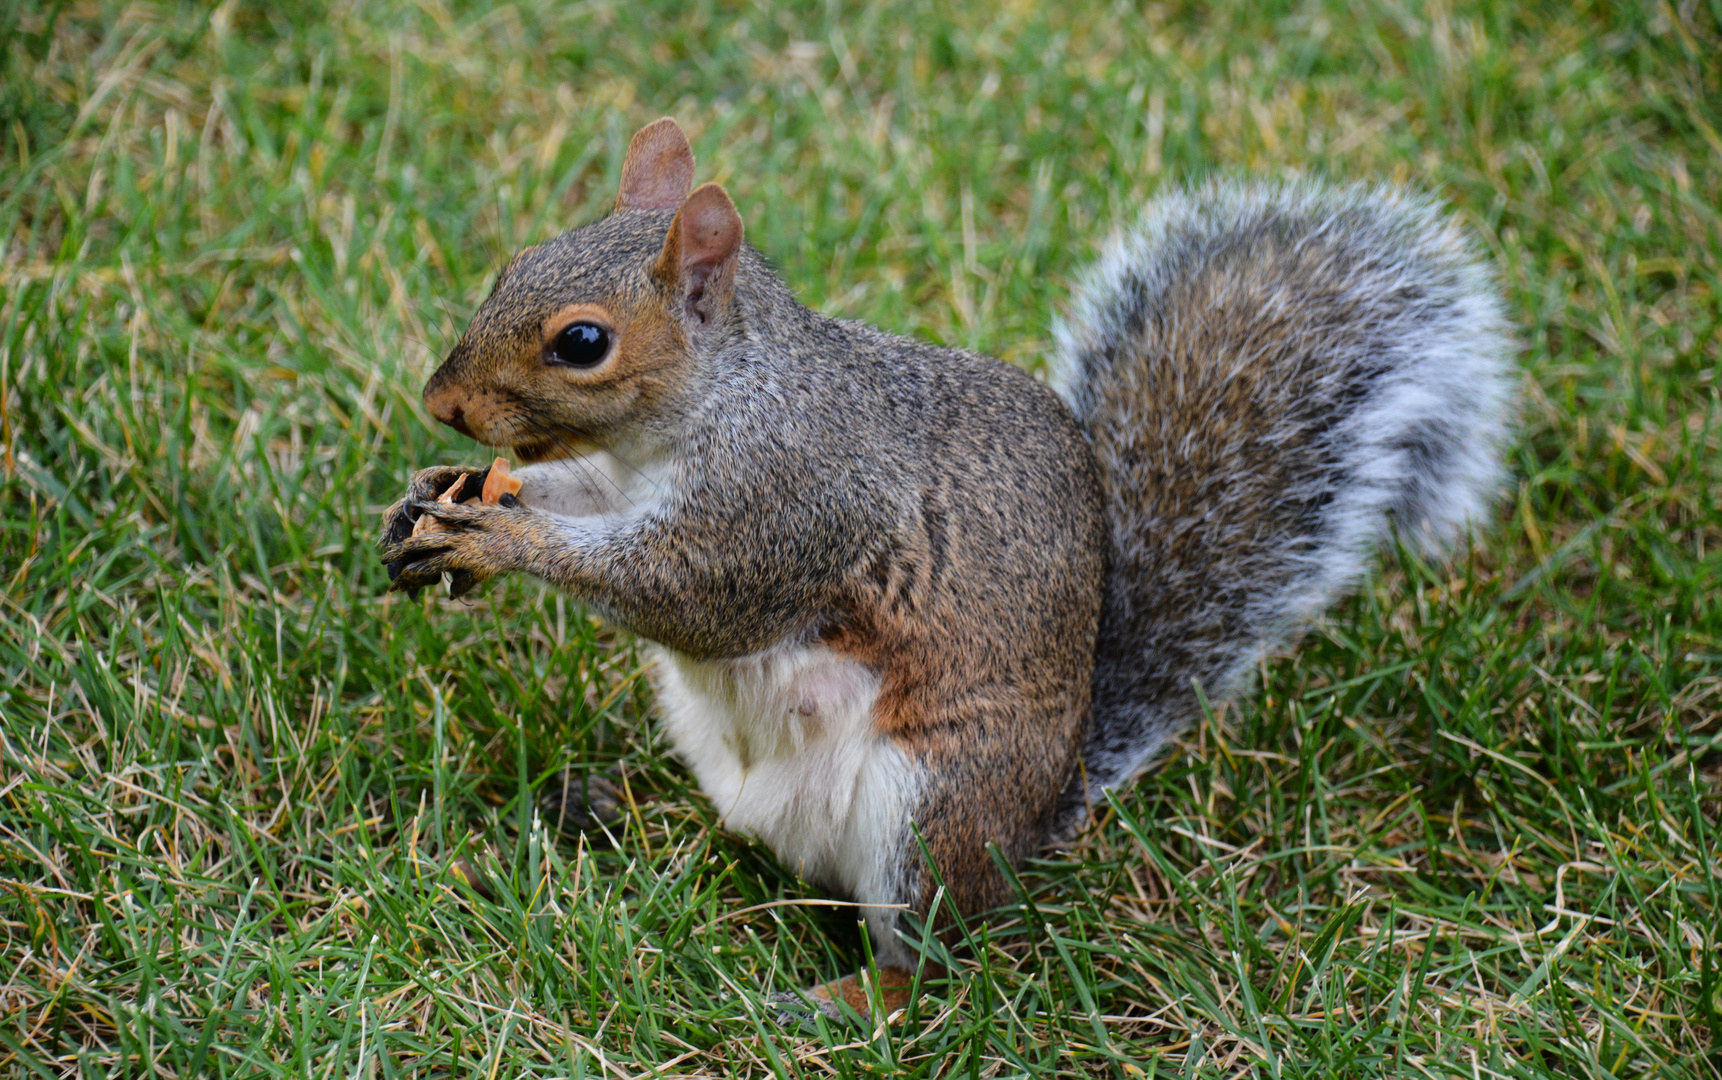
[423,380,475,438]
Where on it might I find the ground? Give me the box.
[1,1,1719,1076]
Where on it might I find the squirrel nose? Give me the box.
[423,385,475,437]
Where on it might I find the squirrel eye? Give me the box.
[548,322,610,368]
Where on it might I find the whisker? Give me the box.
[540,418,666,498]
[519,417,638,510]
[524,413,665,501]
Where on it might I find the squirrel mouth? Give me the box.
[512,440,558,463]
[513,427,600,462]
[513,438,597,463]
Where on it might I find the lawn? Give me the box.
[2,0,1719,1076]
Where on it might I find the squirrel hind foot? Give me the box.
[766,967,921,1027]
[540,769,625,837]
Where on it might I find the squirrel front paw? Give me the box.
[380,464,490,587]
[378,466,532,598]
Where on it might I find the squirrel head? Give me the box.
[422,117,744,460]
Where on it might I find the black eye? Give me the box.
[548,322,610,368]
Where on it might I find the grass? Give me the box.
[1,0,1719,1075]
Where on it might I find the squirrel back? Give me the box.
[1051,180,1514,831]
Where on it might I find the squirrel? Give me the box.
[379,117,1514,1019]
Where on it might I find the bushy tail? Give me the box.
[1051,180,1515,833]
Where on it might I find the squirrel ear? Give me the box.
[655,183,743,326]
[616,118,695,212]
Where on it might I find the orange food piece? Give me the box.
[408,461,521,540]
[481,457,523,504]
[411,475,469,537]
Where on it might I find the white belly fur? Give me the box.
[651,641,920,966]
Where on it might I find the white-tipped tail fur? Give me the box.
[1051,180,1514,833]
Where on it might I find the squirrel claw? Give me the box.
[387,556,452,593]
[380,529,458,591]
[446,569,480,599]
[378,530,450,568]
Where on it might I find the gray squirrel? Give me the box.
[380,118,1514,1017]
